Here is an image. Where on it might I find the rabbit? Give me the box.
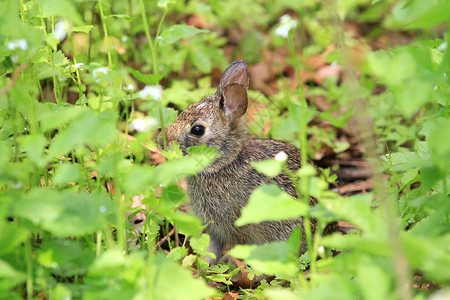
[160,60,319,265]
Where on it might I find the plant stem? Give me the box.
[68,32,84,101]
[96,231,102,256]
[138,0,158,74]
[286,34,316,277]
[24,237,33,299]
[98,0,113,68]
[19,0,26,22]
[154,7,168,50]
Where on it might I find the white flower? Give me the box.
[275,151,287,161]
[139,85,163,101]
[275,14,298,38]
[275,151,288,162]
[129,117,158,132]
[92,67,110,82]
[437,41,447,52]
[11,55,18,63]
[18,39,28,50]
[7,39,28,51]
[7,41,17,50]
[125,83,135,91]
[74,63,84,69]
[318,245,325,256]
[54,19,71,41]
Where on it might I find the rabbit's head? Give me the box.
[161,60,250,172]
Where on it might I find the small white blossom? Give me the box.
[7,41,17,50]
[7,39,28,51]
[92,67,110,82]
[125,83,135,91]
[12,182,23,189]
[129,117,158,132]
[54,19,71,41]
[121,36,128,43]
[11,55,18,63]
[437,41,447,52]
[100,206,107,213]
[18,39,28,50]
[139,85,163,101]
[74,63,84,69]
[318,245,325,256]
[275,14,298,38]
[275,151,288,162]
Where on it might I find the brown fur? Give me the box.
[162,61,314,264]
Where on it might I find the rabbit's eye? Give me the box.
[190,125,205,136]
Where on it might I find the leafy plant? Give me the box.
[0,0,448,299]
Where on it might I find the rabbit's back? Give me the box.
[187,138,303,248]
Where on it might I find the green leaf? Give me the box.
[40,0,84,25]
[321,194,386,236]
[321,233,391,257]
[17,134,48,167]
[0,259,27,289]
[154,145,217,186]
[159,24,209,45]
[167,247,189,262]
[149,106,178,128]
[190,234,212,257]
[164,210,203,237]
[128,67,162,85]
[228,241,298,276]
[385,0,450,30]
[235,184,308,226]
[152,254,214,300]
[50,285,72,300]
[52,163,82,185]
[356,259,390,300]
[181,254,197,268]
[251,159,283,178]
[190,45,213,73]
[107,14,134,21]
[71,25,94,33]
[38,240,95,276]
[49,110,117,158]
[86,251,215,299]
[13,189,111,237]
[0,223,28,256]
[36,103,84,131]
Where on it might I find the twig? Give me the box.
[155,228,175,249]
[0,64,27,99]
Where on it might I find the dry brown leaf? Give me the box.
[313,64,343,85]
[222,292,239,300]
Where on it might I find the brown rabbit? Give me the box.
[161,60,315,265]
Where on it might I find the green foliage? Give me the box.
[235,184,308,226]
[0,0,448,299]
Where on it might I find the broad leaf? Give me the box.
[235,184,307,226]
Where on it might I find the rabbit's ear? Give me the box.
[216,60,249,96]
[221,84,248,120]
